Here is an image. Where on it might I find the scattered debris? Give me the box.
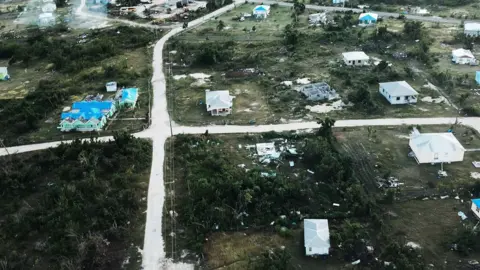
[473,161,480,168]
[438,170,448,177]
[333,203,340,207]
[440,195,449,199]
[281,81,293,86]
[471,172,480,179]
[351,259,361,265]
[296,78,311,85]
[238,164,246,168]
[377,176,404,188]
[392,51,408,60]
[305,100,346,113]
[406,242,421,249]
[256,142,276,156]
[367,246,374,253]
[261,172,277,178]
[458,211,468,220]
[307,169,315,174]
[289,161,294,167]
[421,96,447,104]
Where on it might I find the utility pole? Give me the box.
[0,139,10,156]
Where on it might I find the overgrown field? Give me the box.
[165,3,480,125]
[0,24,161,146]
[164,121,480,269]
[0,134,151,269]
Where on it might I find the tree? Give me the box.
[217,20,225,31]
[458,93,470,106]
[183,22,188,29]
[55,0,68,8]
[283,24,299,50]
[403,21,423,40]
[293,0,305,14]
[317,117,336,141]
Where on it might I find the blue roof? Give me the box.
[254,6,267,11]
[121,88,138,103]
[61,101,114,120]
[359,14,377,21]
[472,198,480,208]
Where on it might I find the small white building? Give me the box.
[358,12,378,25]
[38,13,55,26]
[342,51,370,66]
[409,128,465,164]
[105,82,117,92]
[253,5,270,19]
[471,199,480,219]
[308,12,329,25]
[379,81,418,105]
[42,2,56,13]
[205,90,234,116]
[464,23,480,37]
[304,219,330,256]
[452,49,476,65]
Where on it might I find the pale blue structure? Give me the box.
[332,0,347,4]
[476,71,480,85]
[359,13,378,25]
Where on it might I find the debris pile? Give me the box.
[376,176,404,188]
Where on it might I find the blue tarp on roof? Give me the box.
[472,198,480,208]
[359,14,377,22]
[254,6,267,11]
[61,101,114,120]
[121,88,138,103]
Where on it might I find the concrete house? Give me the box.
[358,13,378,25]
[342,51,370,66]
[253,5,270,19]
[205,90,234,116]
[409,128,465,164]
[118,88,139,108]
[58,101,116,132]
[298,82,338,101]
[304,219,330,256]
[471,199,480,219]
[464,23,480,37]
[379,81,418,105]
[0,67,9,81]
[105,81,117,92]
[452,49,476,65]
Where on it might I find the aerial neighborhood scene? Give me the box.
[7,0,480,269]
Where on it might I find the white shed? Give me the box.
[342,51,370,66]
[105,82,117,92]
[379,81,418,105]
[465,23,480,37]
[452,49,476,65]
[304,219,330,256]
[409,129,465,164]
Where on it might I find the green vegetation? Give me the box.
[0,25,159,145]
[0,133,151,269]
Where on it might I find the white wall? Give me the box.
[379,86,418,105]
[452,55,475,65]
[343,58,368,66]
[305,246,329,256]
[465,30,480,37]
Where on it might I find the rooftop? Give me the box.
[410,131,465,154]
[304,219,330,255]
[379,81,418,96]
[121,88,139,103]
[465,22,480,31]
[299,82,338,101]
[452,48,474,58]
[473,198,480,208]
[61,101,114,121]
[359,12,378,20]
[206,90,234,111]
[342,51,369,61]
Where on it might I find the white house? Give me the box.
[38,13,55,26]
[205,90,234,116]
[452,49,476,65]
[105,81,117,92]
[464,23,480,37]
[342,51,370,66]
[409,128,465,164]
[41,2,56,13]
[304,219,330,256]
[379,81,418,105]
[253,5,270,19]
[471,199,480,219]
[308,12,329,25]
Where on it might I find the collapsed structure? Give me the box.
[298,82,338,101]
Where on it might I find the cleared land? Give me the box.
[166,3,469,126]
